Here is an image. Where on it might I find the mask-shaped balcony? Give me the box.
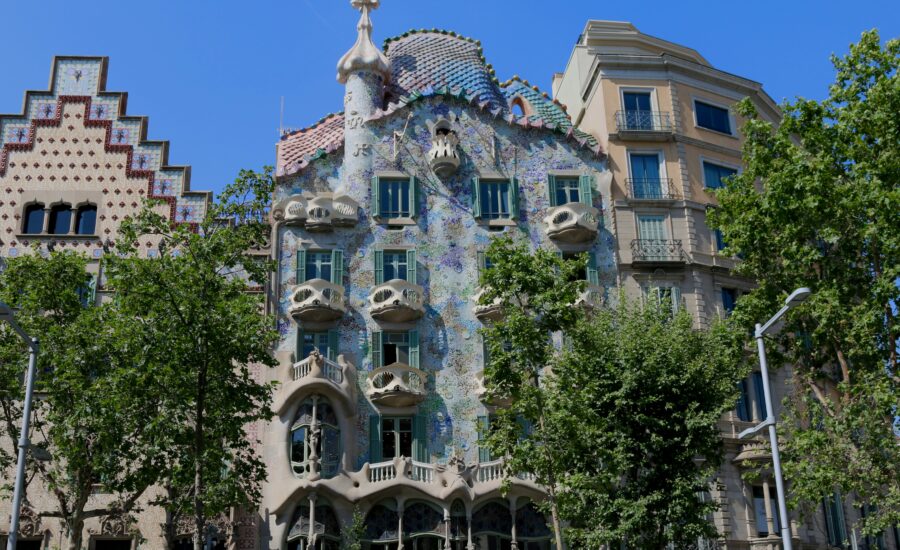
[366,362,427,407]
[575,284,604,310]
[472,286,503,323]
[368,280,425,323]
[474,371,513,409]
[543,202,600,244]
[272,194,359,230]
[288,279,346,322]
[427,130,460,178]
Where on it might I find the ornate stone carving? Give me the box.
[428,130,460,177]
[17,502,42,538]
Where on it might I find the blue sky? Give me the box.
[2,0,898,196]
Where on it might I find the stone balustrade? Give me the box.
[368,279,425,322]
[288,278,346,322]
[543,202,599,244]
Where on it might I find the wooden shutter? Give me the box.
[477,415,491,463]
[371,176,381,218]
[374,250,385,285]
[295,249,307,284]
[586,252,599,286]
[579,175,594,207]
[406,249,417,285]
[410,176,420,219]
[331,249,344,286]
[369,415,383,463]
[509,177,519,220]
[408,329,420,369]
[547,174,558,207]
[471,177,482,218]
[327,329,339,362]
[412,413,427,462]
[371,331,383,368]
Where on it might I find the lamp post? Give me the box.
[0,302,39,550]
[738,287,811,550]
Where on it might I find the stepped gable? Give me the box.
[276,113,345,177]
[0,56,209,227]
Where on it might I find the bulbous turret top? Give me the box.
[336,0,391,84]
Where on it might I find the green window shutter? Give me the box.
[371,331,383,368]
[477,415,491,463]
[331,249,344,286]
[296,249,307,284]
[482,338,490,368]
[579,175,594,207]
[406,249,417,285]
[410,176,420,219]
[371,176,381,218]
[369,415,383,463]
[88,275,98,306]
[509,177,520,220]
[412,413,427,462]
[296,328,305,361]
[327,329,339,362]
[471,177,482,218]
[547,174,558,207]
[476,251,487,274]
[586,252,599,286]
[374,250,385,285]
[409,329,420,369]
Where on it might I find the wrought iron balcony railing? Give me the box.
[631,239,685,263]
[626,178,678,200]
[615,110,674,133]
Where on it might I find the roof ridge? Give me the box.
[383,29,500,87]
[280,111,344,140]
[500,75,570,115]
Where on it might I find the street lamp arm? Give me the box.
[757,305,790,338]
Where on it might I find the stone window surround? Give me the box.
[617,85,662,113]
[18,190,102,238]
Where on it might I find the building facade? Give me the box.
[553,20,899,550]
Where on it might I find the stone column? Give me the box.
[762,480,775,536]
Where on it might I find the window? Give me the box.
[295,249,344,286]
[383,331,410,366]
[369,414,427,462]
[737,372,767,421]
[547,175,593,207]
[629,154,663,199]
[381,417,413,459]
[473,177,519,220]
[695,101,732,134]
[374,249,416,285]
[94,541,134,550]
[287,502,341,550]
[305,251,333,282]
[722,287,738,315]
[736,378,752,421]
[703,161,738,190]
[752,485,781,537]
[75,205,97,235]
[823,492,847,548]
[714,228,727,252]
[637,215,667,242]
[644,284,681,317]
[48,204,72,234]
[622,91,653,130]
[371,330,419,369]
[9,541,41,550]
[297,330,338,361]
[23,204,45,234]
[175,539,226,550]
[623,91,652,113]
[560,251,599,285]
[477,415,494,462]
[372,176,417,219]
[290,397,341,478]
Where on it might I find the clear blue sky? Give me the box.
[2,0,898,196]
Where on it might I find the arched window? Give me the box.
[75,204,97,235]
[286,500,341,550]
[363,502,400,549]
[448,500,468,550]
[472,500,513,550]
[290,396,341,478]
[515,501,552,550]
[23,204,45,234]
[510,96,531,118]
[402,501,445,549]
[48,204,72,234]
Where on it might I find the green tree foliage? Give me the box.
[479,237,744,548]
[106,167,279,550]
[0,251,173,550]
[708,30,900,536]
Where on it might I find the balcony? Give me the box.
[427,131,461,178]
[575,284,604,310]
[626,178,679,201]
[362,457,537,489]
[630,239,685,264]
[543,202,600,244]
[614,110,674,140]
[272,193,359,230]
[474,371,512,409]
[288,279,346,322]
[274,350,356,415]
[472,286,503,322]
[368,279,425,322]
[366,362,427,407]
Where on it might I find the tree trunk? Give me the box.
[193,365,207,550]
[64,514,85,550]
[547,487,565,550]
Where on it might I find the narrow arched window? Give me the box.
[48,204,72,235]
[290,396,341,478]
[75,204,97,235]
[23,204,45,234]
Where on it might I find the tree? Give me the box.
[478,237,744,548]
[0,250,174,550]
[708,30,900,536]
[106,167,279,550]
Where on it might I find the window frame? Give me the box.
[22,203,46,235]
[74,203,98,235]
[381,416,414,459]
[700,157,740,190]
[693,98,736,136]
[372,174,419,223]
[47,202,73,235]
[472,175,519,225]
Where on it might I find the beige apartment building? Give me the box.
[553,20,898,550]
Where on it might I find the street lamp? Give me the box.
[738,287,811,550]
[0,302,39,550]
